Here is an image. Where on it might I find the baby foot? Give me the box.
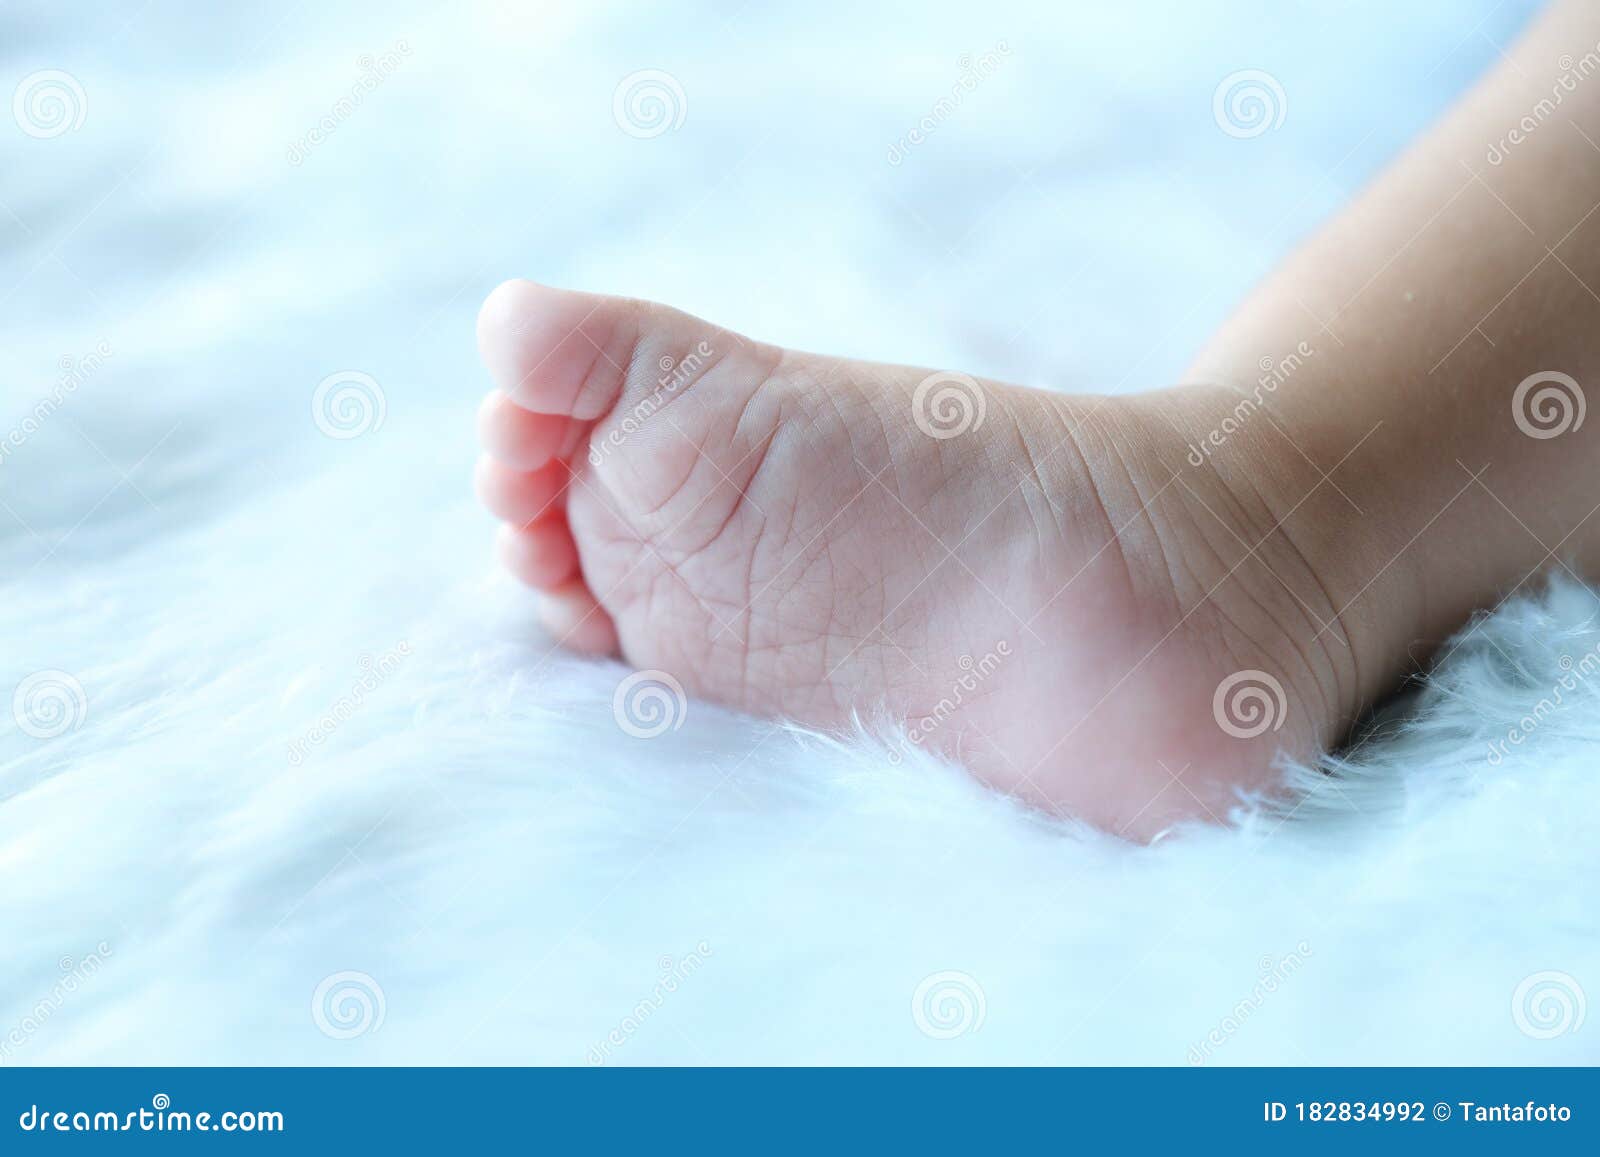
[474,280,1362,837]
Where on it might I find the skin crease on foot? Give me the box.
[474,279,1344,839]
[475,0,1600,840]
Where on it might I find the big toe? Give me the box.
[476,279,645,420]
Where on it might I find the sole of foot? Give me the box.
[475,279,1361,839]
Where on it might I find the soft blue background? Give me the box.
[1,0,1540,570]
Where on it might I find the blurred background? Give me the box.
[4,1,1574,1065]
[1,0,1537,560]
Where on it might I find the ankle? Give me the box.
[1133,382,1405,731]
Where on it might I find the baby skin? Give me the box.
[474,0,1600,837]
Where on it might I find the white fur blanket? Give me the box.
[4,0,1593,1064]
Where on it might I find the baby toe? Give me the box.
[477,389,571,471]
[537,580,619,656]
[474,455,567,528]
[495,519,580,590]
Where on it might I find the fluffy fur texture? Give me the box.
[5,0,1590,1065]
